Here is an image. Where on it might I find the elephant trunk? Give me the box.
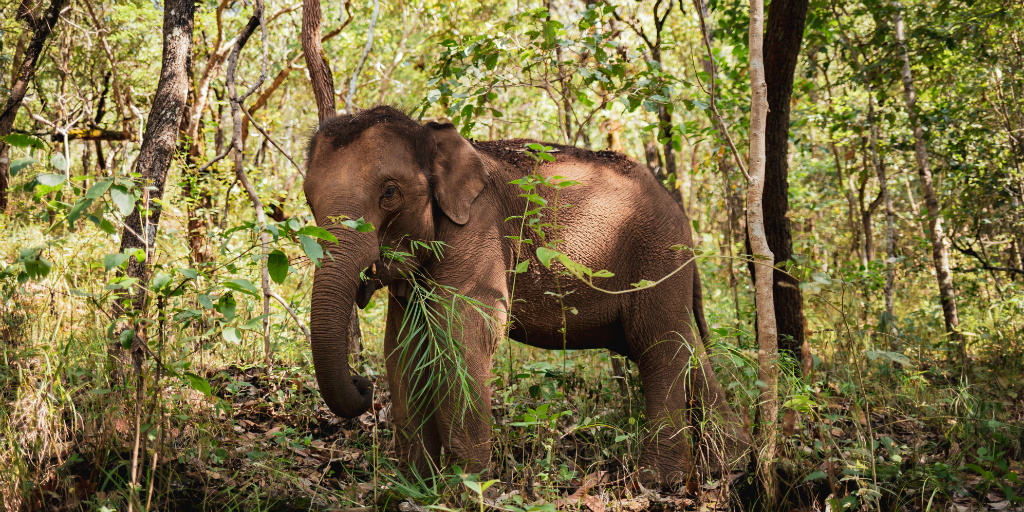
[310,228,377,418]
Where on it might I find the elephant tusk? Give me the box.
[371,262,377,275]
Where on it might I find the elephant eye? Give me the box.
[379,185,399,208]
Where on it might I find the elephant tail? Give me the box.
[692,265,711,344]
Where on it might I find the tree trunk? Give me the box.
[302,0,363,354]
[761,0,809,356]
[113,0,195,369]
[867,89,896,321]
[302,0,337,122]
[893,4,960,340]
[0,0,69,213]
[748,0,777,502]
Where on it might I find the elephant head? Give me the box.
[302,106,489,419]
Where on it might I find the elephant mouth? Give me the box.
[355,260,416,308]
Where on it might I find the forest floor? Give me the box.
[4,332,1024,512]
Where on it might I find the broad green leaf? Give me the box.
[198,294,214,309]
[10,157,37,176]
[119,328,136,349]
[239,314,271,331]
[514,260,529,273]
[176,267,198,279]
[50,153,69,171]
[804,470,827,482]
[66,198,93,226]
[339,217,374,232]
[536,247,561,268]
[267,250,288,284]
[151,272,172,291]
[85,180,112,199]
[109,184,135,216]
[215,294,237,321]
[104,276,137,290]
[104,253,130,271]
[224,278,259,297]
[298,234,324,266]
[296,226,338,243]
[3,133,45,149]
[37,173,66,186]
[222,327,241,343]
[185,372,213,396]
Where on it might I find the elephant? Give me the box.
[303,106,751,485]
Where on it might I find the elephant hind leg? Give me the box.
[625,318,695,485]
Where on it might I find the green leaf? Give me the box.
[4,133,46,149]
[222,327,241,343]
[224,278,259,297]
[239,314,271,331]
[536,247,561,268]
[85,180,112,199]
[514,260,529,273]
[151,272,172,291]
[66,198,93,226]
[215,294,237,321]
[296,226,338,243]
[268,250,289,284]
[339,217,374,232]
[50,153,69,171]
[119,328,136,349]
[298,234,324,266]
[591,269,614,278]
[427,89,441,103]
[177,267,198,279]
[10,157,37,176]
[109,185,135,216]
[103,253,130,271]
[185,372,213,396]
[804,470,827,482]
[37,173,66,186]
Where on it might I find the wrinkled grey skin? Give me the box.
[303,107,750,485]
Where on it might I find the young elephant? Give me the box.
[303,106,751,484]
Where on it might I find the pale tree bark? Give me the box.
[867,89,897,321]
[748,0,778,503]
[225,0,273,370]
[302,0,362,356]
[344,0,379,113]
[0,0,69,213]
[693,0,745,341]
[113,0,195,368]
[893,5,961,340]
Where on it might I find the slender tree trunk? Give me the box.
[748,0,777,503]
[113,0,196,370]
[867,90,897,321]
[0,0,69,213]
[761,0,809,356]
[302,0,362,355]
[302,0,337,122]
[893,5,961,340]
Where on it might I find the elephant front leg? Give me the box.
[430,295,505,475]
[384,290,442,479]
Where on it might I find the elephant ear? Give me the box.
[427,121,489,225]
